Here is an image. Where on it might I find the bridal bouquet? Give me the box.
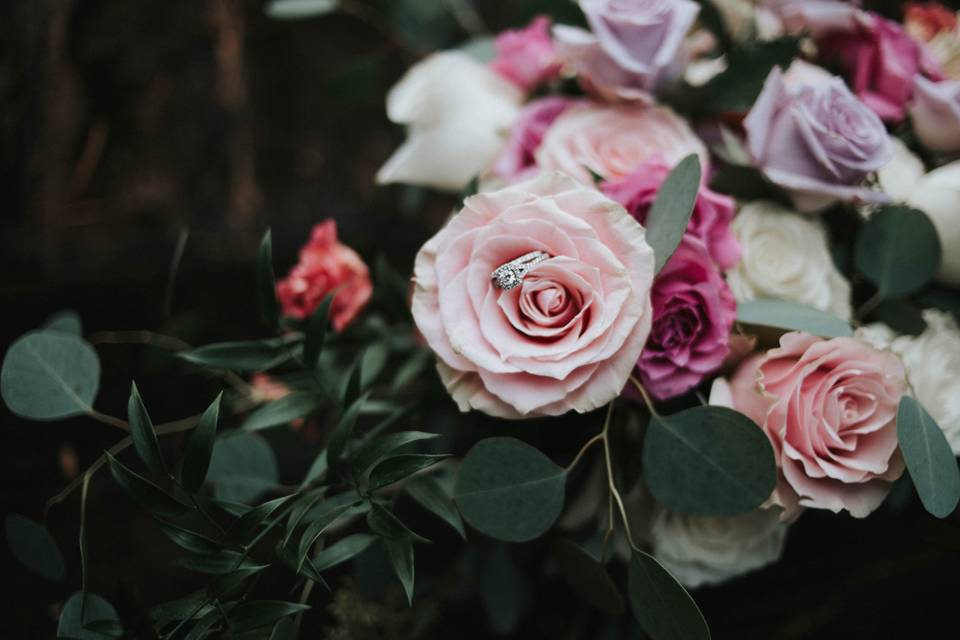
[5,1,960,638]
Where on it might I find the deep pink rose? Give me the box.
[535,102,708,184]
[731,332,908,518]
[635,237,736,400]
[744,65,892,212]
[490,97,576,184]
[911,76,960,152]
[489,16,562,92]
[601,158,740,271]
[411,172,655,418]
[276,220,372,331]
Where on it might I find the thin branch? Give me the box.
[629,376,661,418]
[565,433,604,472]
[87,409,130,432]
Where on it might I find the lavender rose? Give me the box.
[910,76,960,152]
[744,64,892,212]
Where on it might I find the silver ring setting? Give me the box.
[491,251,551,290]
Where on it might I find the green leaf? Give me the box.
[207,433,279,504]
[1,330,100,420]
[871,299,927,336]
[43,309,83,335]
[229,495,296,541]
[351,431,439,478]
[242,392,323,432]
[177,550,268,575]
[454,437,566,542]
[270,617,298,640]
[736,299,853,338]
[312,533,376,572]
[405,474,466,539]
[897,396,960,518]
[5,514,65,582]
[58,592,120,640]
[326,392,370,471]
[552,539,624,616]
[479,544,531,635]
[157,520,230,555]
[106,452,189,517]
[643,406,776,517]
[180,393,222,493]
[367,502,429,543]
[258,229,280,331]
[368,454,448,491]
[127,382,166,475]
[361,340,390,387]
[855,206,941,298]
[382,535,415,605]
[302,294,334,369]
[228,601,310,634]
[696,37,798,112]
[628,551,710,640]
[179,339,291,372]
[289,504,353,571]
[645,154,702,274]
[266,0,339,20]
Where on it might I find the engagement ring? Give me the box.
[491,251,551,290]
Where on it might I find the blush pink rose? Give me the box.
[634,236,736,400]
[910,76,960,152]
[744,65,892,212]
[490,97,577,184]
[276,220,372,332]
[535,102,708,184]
[411,172,656,418]
[905,2,958,43]
[601,158,740,271]
[731,332,908,518]
[489,16,562,92]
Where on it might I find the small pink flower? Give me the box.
[489,16,562,92]
[250,373,292,402]
[726,332,908,518]
[905,2,958,43]
[490,96,576,184]
[276,220,372,331]
[634,237,736,400]
[601,158,740,271]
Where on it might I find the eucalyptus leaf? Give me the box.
[266,0,339,20]
[454,437,566,542]
[106,452,190,517]
[1,330,100,420]
[382,535,415,605]
[257,229,280,331]
[696,37,797,112]
[897,396,960,518]
[855,206,941,298]
[302,294,334,369]
[242,392,323,432]
[645,155,702,273]
[628,551,710,640]
[480,544,530,636]
[180,393,222,493]
[367,454,448,491]
[58,592,120,640]
[351,431,440,478]
[643,406,776,517]
[43,309,83,335]
[405,474,466,539]
[5,513,65,582]
[552,539,624,615]
[736,299,853,338]
[228,601,310,634]
[128,382,166,475]
[207,433,279,504]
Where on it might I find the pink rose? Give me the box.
[910,76,960,152]
[601,158,741,271]
[905,2,958,43]
[276,220,372,332]
[490,97,577,184]
[489,16,562,92]
[535,102,708,184]
[733,332,908,518]
[411,172,656,418]
[634,237,736,400]
[744,65,892,212]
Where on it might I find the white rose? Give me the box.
[649,507,788,588]
[376,51,523,192]
[727,200,853,319]
[876,138,926,204]
[864,310,960,454]
[906,161,960,286]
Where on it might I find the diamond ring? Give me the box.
[491,251,551,290]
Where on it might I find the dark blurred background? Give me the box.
[2,0,959,638]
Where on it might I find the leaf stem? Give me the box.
[630,376,661,418]
[565,433,604,472]
[600,402,639,552]
[87,409,130,432]
[854,291,884,323]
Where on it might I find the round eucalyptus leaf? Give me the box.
[897,396,960,518]
[552,539,624,615]
[628,551,709,640]
[207,433,279,504]
[643,406,776,517]
[454,437,565,542]
[737,299,852,338]
[1,330,100,420]
[6,513,65,582]
[58,592,120,640]
[855,206,941,298]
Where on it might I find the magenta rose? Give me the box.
[601,158,740,271]
[489,97,576,184]
[489,16,562,92]
[411,172,655,417]
[910,76,960,152]
[553,0,700,100]
[744,65,892,212]
[729,332,908,518]
[635,236,735,400]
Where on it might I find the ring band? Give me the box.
[491,251,551,290]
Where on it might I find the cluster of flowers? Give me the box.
[275,0,960,589]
